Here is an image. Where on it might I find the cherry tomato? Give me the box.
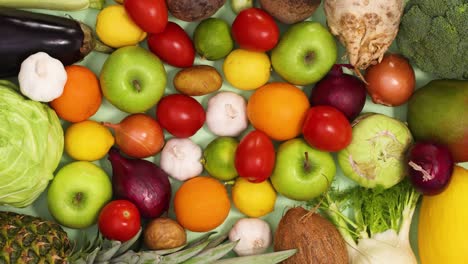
[124,0,168,34]
[231,7,280,52]
[147,22,195,68]
[235,130,276,183]
[156,94,205,138]
[98,200,141,242]
[301,106,352,152]
[365,53,415,106]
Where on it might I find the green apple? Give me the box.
[47,161,112,229]
[270,138,336,201]
[100,46,167,113]
[271,21,337,86]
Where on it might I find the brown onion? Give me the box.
[365,53,415,106]
[103,113,165,158]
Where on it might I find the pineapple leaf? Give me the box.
[95,240,122,261]
[115,228,143,256]
[181,240,239,264]
[185,232,217,248]
[135,252,164,264]
[152,244,187,256]
[202,233,229,251]
[159,240,211,264]
[109,250,145,264]
[212,249,298,264]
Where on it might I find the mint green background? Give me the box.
[1,1,467,262]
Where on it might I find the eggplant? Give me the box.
[0,7,111,77]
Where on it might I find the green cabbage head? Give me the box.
[0,80,64,207]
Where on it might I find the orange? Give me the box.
[247,82,310,141]
[174,176,231,232]
[50,65,102,123]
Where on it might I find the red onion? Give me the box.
[309,64,367,121]
[406,141,454,195]
[108,147,172,218]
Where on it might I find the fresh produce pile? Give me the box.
[0,0,467,263]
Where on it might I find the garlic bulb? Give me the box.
[206,91,248,137]
[159,138,203,181]
[18,52,67,102]
[228,218,272,256]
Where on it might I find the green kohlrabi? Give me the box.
[309,180,421,264]
[0,80,64,207]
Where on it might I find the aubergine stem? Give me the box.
[0,0,106,11]
[79,22,114,54]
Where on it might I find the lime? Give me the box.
[96,5,147,48]
[65,120,115,161]
[202,137,239,181]
[223,49,271,90]
[194,18,234,60]
[232,177,277,217]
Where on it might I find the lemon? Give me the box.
[223,49,271,90]
[96,5,147,48]
[232,177,277,217]
[418,165,468,264]
[65,120,115,161]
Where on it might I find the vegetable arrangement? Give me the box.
[0,0,467,263]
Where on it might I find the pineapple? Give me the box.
[1,211,296,264]
[0,211,72,264]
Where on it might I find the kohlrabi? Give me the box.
[310,180,421,264]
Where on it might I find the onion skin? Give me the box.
[108,147,172,218]
[365,53,415,106]
[309,64,367,121]
[103,113,165,159]
[406,141,454,195]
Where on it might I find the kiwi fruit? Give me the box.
[166,0,226,22]
[259,0,322,24]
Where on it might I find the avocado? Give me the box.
[259,0,321,24]
[407,79,468,162]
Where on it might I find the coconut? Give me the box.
[274,207,348,264]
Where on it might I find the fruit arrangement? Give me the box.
[0,0,467,263]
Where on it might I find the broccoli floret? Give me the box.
[397,0,468,79]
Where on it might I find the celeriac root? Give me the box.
[323,0,404,71]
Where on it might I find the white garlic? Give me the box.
[206,92,248,137]
[228,218,272,256]
[159,138,203,181]
[18,52,67,102]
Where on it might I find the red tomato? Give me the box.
[124,0,168,34]
[147,22,195,68]
[302,106,352,152]
[98,200,141,242]
[235,130,276,183]
[156,94,205,138]
[231,7,280,52]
